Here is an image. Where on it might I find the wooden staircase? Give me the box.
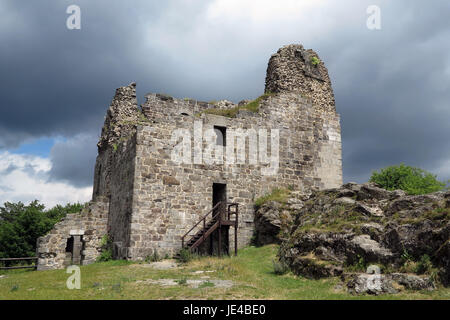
[180,201,239,257]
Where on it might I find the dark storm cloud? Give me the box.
[0,0,449,188]
[48,134,98,187]
[0,0,173,148]
[324,1,450,182]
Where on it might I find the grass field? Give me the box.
[1,245,449,300]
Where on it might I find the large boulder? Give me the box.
[275,183,450,292]
[253,191,305,245]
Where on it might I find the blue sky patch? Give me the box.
[10,137,64,158]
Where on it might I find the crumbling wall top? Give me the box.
[265,44,336,112]
[97,82,140,151]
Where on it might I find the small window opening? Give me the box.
[214,126,226,146]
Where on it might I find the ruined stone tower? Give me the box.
[36,44,342,270]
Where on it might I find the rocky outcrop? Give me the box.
[253,191,306,245]
[264,183,449,292]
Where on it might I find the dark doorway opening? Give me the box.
[65,236,74,253]
[64,236,74,266]
[211,183,228,256]
[213,183,226,217]
[64,235,84,266]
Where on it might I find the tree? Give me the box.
[369,163,448,195]
[0,201,85,259]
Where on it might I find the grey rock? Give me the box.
[390,273,435,291]
[351,235,393,263]
[276,183,449,288]
[346,274,398,295]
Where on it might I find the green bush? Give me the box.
[145,251,161,263]
[97,249,113,262]
[272,259,289,275]
[178,248,192,263]
[310,56,321,66]
[401,249,414,263]
[415,254,433,275]
[369,163,447,195]
[97,235,113,262]
[345,255,367,272]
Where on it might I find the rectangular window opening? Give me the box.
[214,126,226,146]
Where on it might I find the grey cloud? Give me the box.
[0,163,18,176]
[48,134,97,187]
[0,0,449,188]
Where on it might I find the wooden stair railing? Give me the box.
[181,201,239,256]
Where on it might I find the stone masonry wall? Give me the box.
[37,43,342,266]
[36,199,109,270]
[123,84,342,259]
[107,134,137,258]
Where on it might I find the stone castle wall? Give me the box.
[37,43,343,267]
[105,136,137,258]
[116,84,341,259]
[36,199,109,270]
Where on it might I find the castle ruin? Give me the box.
[36,44,342,270]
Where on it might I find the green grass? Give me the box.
[201,93,275,118]
[254,188,291,208]
[0,245,449,300]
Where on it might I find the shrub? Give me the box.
[273,259,289,275]
[345,255,367,272]
[369,163,447,195]
[178,248,192,263]
[310,56,320,66]
[97,235,113,262]
[145,251,161,263]
[401,249,414,263]
[415,254,433,274]
[97,249,113,262]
